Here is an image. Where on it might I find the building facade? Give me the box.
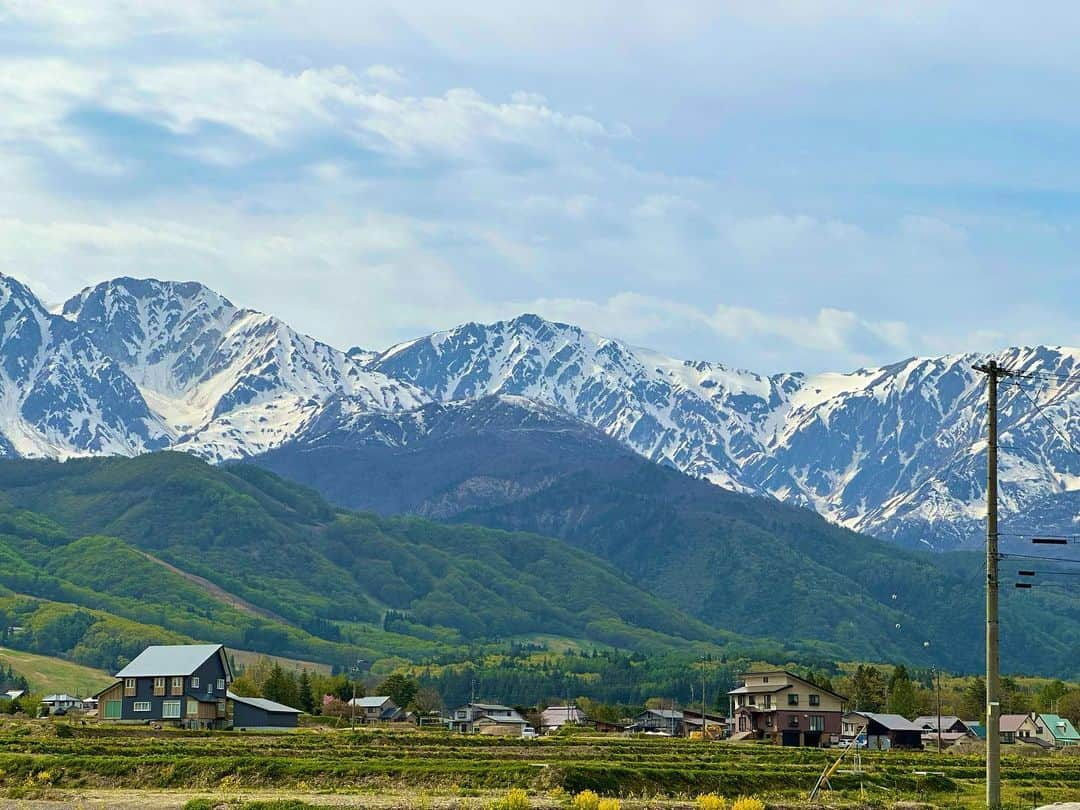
[97,644,233,729]
[729,670,846,747]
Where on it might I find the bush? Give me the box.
[488,788,530,809]
[697,795,729,810]
[572,790,601,810]
[598,800,621,810]
[182,801,214,810]
[731,798,765,810]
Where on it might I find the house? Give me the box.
[628,708,686,736]
[540,705,588,733]
[228,692,301,731]
[450,702,530,736]
[40,694,84,713]
[842,712,924,750]
[1000,713,1042,744]
[914,715,971,735]
[1035,713,1080,747]
[964,721,987,740]
[97,644,234,729]
[2,689,25,702]
[729,670,847,747]
[347,695,407,724]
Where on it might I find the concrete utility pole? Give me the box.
[701,655,707,738]
[973,360,1003,810]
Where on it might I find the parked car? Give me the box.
[838,737,866,749]
[521,726,538,739]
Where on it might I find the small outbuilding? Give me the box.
[843,712,924,750]
[228,692,302,732]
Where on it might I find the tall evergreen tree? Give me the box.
[297,670,315,714]
[886,665,917,719]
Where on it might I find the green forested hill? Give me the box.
[0,453,775,674]
[255,398,1080,678]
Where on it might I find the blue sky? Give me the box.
[3,2,1080,373]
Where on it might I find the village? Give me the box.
[6,643,1080,756]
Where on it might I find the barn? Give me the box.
[228,691,302,731]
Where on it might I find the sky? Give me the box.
[3,2,1080,373]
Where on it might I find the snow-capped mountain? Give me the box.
[62,278,425,459]
[2,272,1078,550]
[0,275,168,457]
[369,316,1080,549]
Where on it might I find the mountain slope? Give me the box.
[369,316,1080,550]
[0,272,1073,550]
[63,277,425,460]
[256,395,1080,676]
[0,275,168,458]
[0,452,748,672]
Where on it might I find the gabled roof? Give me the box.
[913,715,964,731]
[464,702,513,711]
[227,691,301,714]
[114,644,228,679]
[41,694,79,702]
[478,712,527,724]
[1038,713,1080,741]
[350,695,395,708]
[1000,714,1036,733]
[2,689,24,700]
[642,708,683,719]
[847,712,924,732]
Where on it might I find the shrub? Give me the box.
[572,790,601,810]
[598,800,621,810]
[697,795,729,810]
[488,788,530,810]
[182,801,214,810]
[731,797,765,810]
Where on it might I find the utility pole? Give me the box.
[973,360,1003,810]
[935,666,943,755]
[701,655,707,739]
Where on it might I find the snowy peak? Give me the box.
[0,274,168,458]
[63,277,426,460]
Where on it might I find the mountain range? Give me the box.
[1,273,1077,552]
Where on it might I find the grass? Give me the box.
[0,646,113,695]
[1,720,1079,808]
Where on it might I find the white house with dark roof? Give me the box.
[450,702,530,735]
[347,695,406,724]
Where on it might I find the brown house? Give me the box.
[729,670,847,747]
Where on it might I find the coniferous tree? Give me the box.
[262,664,300,708]
[297,670,315,714]
[886,665,918,719]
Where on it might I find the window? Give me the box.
[788,694,799,706]
[191,676,200,689]
[216,678,225,691]
[162,700,181,719]
[748,696,756,706]
[457,710,466,719]
[809,694,820,706]
[124,678,136,697]
[133,701,151,712]
[171,677,183,695]
[186,699,199,717]
[810,715,825,732]
[762,677,769,683]
[763,696,772,709]
[153,677,165,696]
[765,715,773,727]
[789,716,799,728]
[217,700,226,718]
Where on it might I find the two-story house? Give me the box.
[96,644,233,729]
[729,670,847,747]
[347,695,406,724]
[450,702,530,735]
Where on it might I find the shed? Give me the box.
[843,712,923,750]
[228,691,301,731]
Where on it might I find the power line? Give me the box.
[1007,379,1080,460]
[1000,552,1080,565]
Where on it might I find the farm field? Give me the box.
[0,720,1078,809]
